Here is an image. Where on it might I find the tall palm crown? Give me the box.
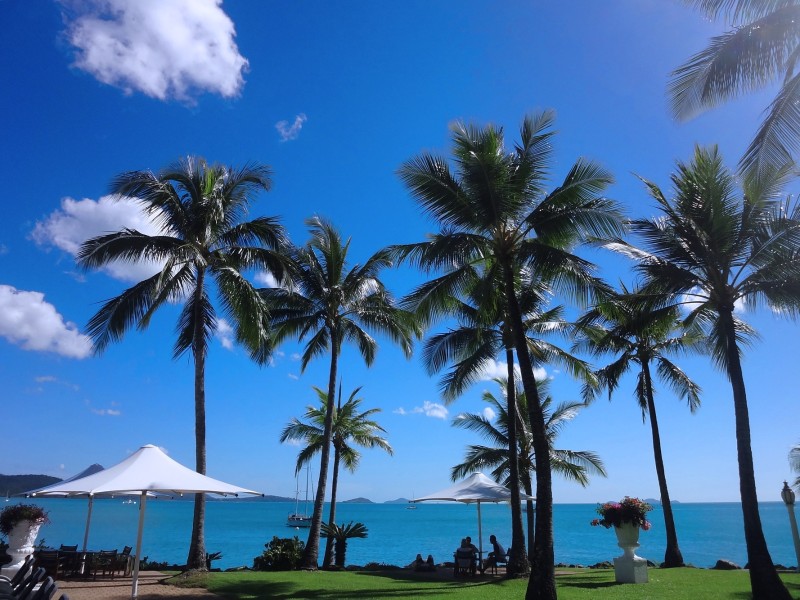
[671,0,800,176]
[77,156,289,570]
[262,216,416,569]
[280,386,393,474]
[611,145,800,599]
[575,292,704,567]
[395,112,623,599]
[790,444,800,490]
[452,378,606,488]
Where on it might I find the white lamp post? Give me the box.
[781,481,800,573]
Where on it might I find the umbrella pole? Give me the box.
[82,495,94,553]
[477,501,483,571]
[131,491,147,600]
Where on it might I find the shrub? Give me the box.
[252,536,305,571]
[0,504,49,535]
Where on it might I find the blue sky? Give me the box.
[0,0,796,505]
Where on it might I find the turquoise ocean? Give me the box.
[22,499,799,570]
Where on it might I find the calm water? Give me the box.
[19,498,799,570]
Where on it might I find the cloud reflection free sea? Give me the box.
[24,499,799,570]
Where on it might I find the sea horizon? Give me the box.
[23,498,799,571]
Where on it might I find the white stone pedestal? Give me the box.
[613,523,648,583]
[614,555,648,583]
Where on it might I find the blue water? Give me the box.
[19,499,799,570]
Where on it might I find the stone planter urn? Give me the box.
[3,520,42,576]
[613,522,648,583]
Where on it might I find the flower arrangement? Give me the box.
[0,504,50,535]
[590,496,652,530]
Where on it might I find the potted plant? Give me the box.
[0,504,49,574]
[591,496,651,583]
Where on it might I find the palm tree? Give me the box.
[791,444,800,490]
[611,145,800,599]
[279,384,393,568]
[77,157,289,570]
[452,378,606,561]
[262,216,417,569]
[670,1,800,177]
[574,290,704,567]
[394,113,624,599]
[320,521,368,568]
[411,270,591,575]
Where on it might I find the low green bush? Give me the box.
[252,536,305,571]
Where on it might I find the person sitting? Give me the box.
[425,555,436,571]
[481,534,507,574]
[465,536,479,573]
[409,553,425,570]
[455,538,477,575]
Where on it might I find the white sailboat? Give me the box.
[287,466,313,527]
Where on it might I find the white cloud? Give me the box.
[393,407,407,415]
[216,318,234,350]
[91,407,121,416]
[0,285,92,358]
[255,271,279,288]
[290,353,301,361]
[482,407,496,421]
[58,0,248,102]
[477,359,547,383]
[409,401,449,420]
[35,375,58,383]
[288,373,299,380]
[31,195,163,282]
[275,113,307,141]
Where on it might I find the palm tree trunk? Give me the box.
[641,361,684,567]
[323,444,341,568]
[302,341,339,569]
[720,310,791,600]
[523,473,535,564]
[504,345,529,575]
[500,265,555,600]
[187,272,207,571]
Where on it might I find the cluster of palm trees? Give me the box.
[76,118,800,600]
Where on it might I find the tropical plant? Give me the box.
[0,504,49,535]
[670,1,800,177]
[253,537,305,571]
[77,156,290,570]
[262,216,417,569]
[280,384,393,568]
[575,289,704,567]
[590,497,652,530]
[790,443,800,490]
[320,521,368,568]
[610,145,800,600]
[393,112,623,600]
[452,377,606,560]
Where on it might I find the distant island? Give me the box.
[341,497,374,504]
[0,474,61,496]
[384,498,411,504]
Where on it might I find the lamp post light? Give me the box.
[781,481,800,572]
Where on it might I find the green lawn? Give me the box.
[167,567,800,599]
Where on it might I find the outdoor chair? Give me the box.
[453,549,475,577]
[91,550,117,580]
[115,546,133,577]
[57,545,77,552]
[28,576,56,600]
[35,551,63,580]
[487,550,509,574]
[0,554,33,587]
[15,567,45,600]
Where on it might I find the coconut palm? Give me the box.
[452,378,606,561]
[610,145,800,599]
[394,113,623,599]
[574,290,704,567]
[262,216,416,569]
[77,156,289,570]
[670,0,800,177]
[412,270,591,574]
[280,384,393,568]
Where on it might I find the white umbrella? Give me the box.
[28,464,166,553]
[411,473,534,563]
[30,444,261,599]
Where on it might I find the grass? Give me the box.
[166,567,800,599]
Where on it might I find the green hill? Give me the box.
[0,474,61,497]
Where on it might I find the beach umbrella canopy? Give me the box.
[411,473,534,562]
[30,444,261,599]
